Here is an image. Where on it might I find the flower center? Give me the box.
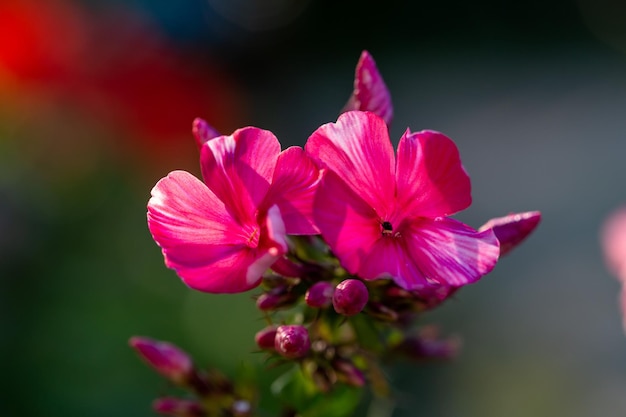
[246,226,260,248]
[381,221,393,236]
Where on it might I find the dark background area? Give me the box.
[2,0,626,416]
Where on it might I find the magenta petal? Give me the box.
[313,170,381,275]
[402,217,499,288]
[263,147,321,235]
[200,127,280,223]
[192,117,220,151]
[396,129,472,218]
[342,51,393,125]
[357,238,429,288]
[479,211,541,257]
[147,171,268,293]
[306,111,396,216]
[171,246,278,293]
[148,171,245,248]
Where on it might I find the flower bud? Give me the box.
[333,279,368,316]
[255,286,296,311]
[254,326,278,351]
[129,336,193,385]
[192,117,220,151]
[274,325,310,359]
[397,326,461,361]
[305,281,335,308]
[366,301,398,322]
[332,358,366,387]
[479,211,541,257]
[153,397,205,417]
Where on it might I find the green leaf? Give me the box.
[271,365,362,417]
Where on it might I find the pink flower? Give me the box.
[148,122,320,293]
[305,110,499,291]
[342,50,393,126]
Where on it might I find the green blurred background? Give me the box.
[2,0,626,416]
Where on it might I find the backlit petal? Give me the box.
[148,170,270,293]
[172,248,278,293]
[357,238,430,289]
[313,170,381,275]
[263,147,321,235]
[402,217,499,288]
[306,111,395,216]
[342,51,393,125]
[200,127,280,224]
[396,130,471,218]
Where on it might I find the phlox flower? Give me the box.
[305,110,500,291]
[147,121,320,293]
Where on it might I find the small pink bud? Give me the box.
[274,325,310,359]
[332,359,366,387]
[305,281,335,308]
[333,279,368,316]
[192,118,220,151]
[397,326,461,361]
[256,287,296,311]
[153,397,205,417]
[129,336,193,384]
[270,256,305,277]
[254,326,278,351]
[342,50,393,125]
[479,211,541,257]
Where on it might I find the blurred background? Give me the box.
[2,0,626,416]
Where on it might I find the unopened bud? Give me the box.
[129,336,193,384]
[274,325,310,359]
[412,284,457,310]
[256,286,296,311]
[192,118,220,151]
[479,211,541,257]
[366,302,398,321]
[254,326,278,351]
[270,256,305,277]
[333,279,368,316]
[332,359,366,387]
[397,326,461,361]
[305,281,334,308]
[153,397,205,417]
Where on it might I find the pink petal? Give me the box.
[306,111,396,216]
[147,171,270,293]
[342,50,393,125]
[263,147,321,235]
[165,244,279,294]
[402,217,499,288]
[479,211,541,257]
[313,170,381,275]
[395,129,472,218]
[357,237,429,288]
[200,127,280,224]
[192,117,220,151]
[601,207,626,282]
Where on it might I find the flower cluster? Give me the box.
[134,51,541,417]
